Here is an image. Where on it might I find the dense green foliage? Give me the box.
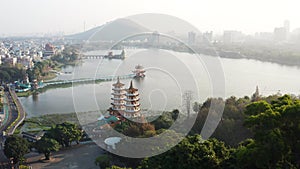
[150,110,179,131]
[51,46,80,64]
[35,136,60,160]
[0,66,26,82]
[138,135,231,169]
[102,94,300,169]
[191,96,252,146]
[113,110,179,138]
[26,59,58,81]
[95,155,111,169]
[4,135,29,164]
[106,166,132,169]
[235,95,300,168]
[114,121,156,138]
[45,122,83,147]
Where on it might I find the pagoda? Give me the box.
[124,81,141,118]
[101,79,142,128]
[132,64,146,78]
[110,77,126,115]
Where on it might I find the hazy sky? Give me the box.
[1,0,300,36]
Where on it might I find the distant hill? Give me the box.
[128,13,201,36]
[66,18,149,41]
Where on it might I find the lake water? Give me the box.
[19,49,300,117]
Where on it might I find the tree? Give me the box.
[95,155,111,169]
[46,122,83,147]
[192,102,201,113]
[35,136,60,160]
[4,135,29,164]
[138,135,231,169]
[106,166,132,169]
[124,124,142,137]
[240,95,300,168]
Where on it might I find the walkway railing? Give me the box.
[43,74,135,87]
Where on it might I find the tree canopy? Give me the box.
[35,136,60,160]
[4,135,29,164]
[45,122,83,147]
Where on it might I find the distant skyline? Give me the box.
[1,0,300,36]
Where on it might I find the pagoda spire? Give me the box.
[129,80,133,89]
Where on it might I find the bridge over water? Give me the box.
[43,74,135,87]
[81,55,104,59]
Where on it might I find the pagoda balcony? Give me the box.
[111,103,125,106]
[123,113,141,118]
[125,98,140,102]
[112,92,126,96]
[112,88,125,91]
[112,107,125,111]
[125,108,141,113]
[111,97,126,100]
[125,93,139,96]
[125,103,140,107]
[112,101,125,104]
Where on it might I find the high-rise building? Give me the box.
[148,31,160,47]
[188,31,196,45]
[284,20,290,33]
[202,31,213,43]
[274,20,290,41]
[274,27,288,41]
[223,30,243,44]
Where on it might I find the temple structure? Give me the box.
[124,81,141,118]
[101,78,141,127]
[110,77,126,112]
[132,64,146,78]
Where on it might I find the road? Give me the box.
[0,88,26,164]
[0,91,17,136]
[27,143,104,169]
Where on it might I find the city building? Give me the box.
[254,32,273,40]
[43,43,55,58]
[202,31,213,43]
[18,56,34,69]
[4,57,17,66]
[223,30,244,44]
[188,31,196,45]
[274,27,288,41]
[274,20,290,41]
[284,20,290,33]
[148,31,160,47]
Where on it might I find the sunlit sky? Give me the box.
[1,0,300,36]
